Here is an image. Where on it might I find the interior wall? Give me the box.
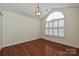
[2,10,40,47]
[0,13,2,49]
[40,8,79,48]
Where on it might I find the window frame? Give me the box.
[45,10,64,38]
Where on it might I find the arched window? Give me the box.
[45,11,64,37]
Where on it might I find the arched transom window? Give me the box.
[45,11,64,37]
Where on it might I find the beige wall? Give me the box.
[40,8,79,48]
[0,14,1,49]
[2,10,40,47]
[0,9,3,49]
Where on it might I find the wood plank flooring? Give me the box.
[0,38,79,56]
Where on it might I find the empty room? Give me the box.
[0,3,79,56]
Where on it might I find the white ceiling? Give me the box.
[0,3,79,19]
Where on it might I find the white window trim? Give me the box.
[45,10,64,38]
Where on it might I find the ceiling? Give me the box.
[0,3,79,19]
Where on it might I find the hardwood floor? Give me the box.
[0,38,79,56]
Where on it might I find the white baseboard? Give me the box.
[2,38,39,48]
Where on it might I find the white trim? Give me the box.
[45,10,64,38]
